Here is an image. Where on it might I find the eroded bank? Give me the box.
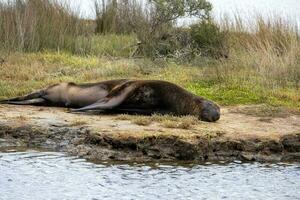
[0,105,299,162]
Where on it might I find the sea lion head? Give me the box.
[198,99,220,122]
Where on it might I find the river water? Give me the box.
[0,150,299,200]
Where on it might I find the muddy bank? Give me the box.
[0,105,299,162]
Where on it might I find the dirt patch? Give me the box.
[0,105,299,162]
[232,104,297,118]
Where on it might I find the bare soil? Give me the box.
[0,105,299,162]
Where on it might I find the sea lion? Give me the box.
[0,79,220,122]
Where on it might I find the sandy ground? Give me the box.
[0,104,299,139]
[0,104,299,162]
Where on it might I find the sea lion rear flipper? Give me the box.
[71,82,137,112]
[0,98,46,105]
[0,90,45,103]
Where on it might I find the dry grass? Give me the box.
[69,119,88,127]
[187,15,300,111]
[114,112,200,129]
[219,15,300,89]
[94,0,146,34]
[233,104,298,118]
[161,120,178,129]
[0,0,93,53]
[114,114,131,121]
[0,50,199,100]
[116,113,199,129]
[161,116,198,130]
[132,118,152,126]
[0,49,299,112]
[14,115,27,121]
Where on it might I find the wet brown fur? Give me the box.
[0,79,220,122]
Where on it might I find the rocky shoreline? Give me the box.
[0,105,299,162]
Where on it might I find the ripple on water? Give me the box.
[0,151,299,200]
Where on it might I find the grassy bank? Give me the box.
[0,1,299,112]
[0,50,299,112]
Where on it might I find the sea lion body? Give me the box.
[44,79,127,107]
[120,81,195,114]
[0,79,220,122]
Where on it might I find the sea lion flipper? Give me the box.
[0,90,45,103]
[70,99,118,112]
[71,82,137,112]
[71,89,132,112]
[0,98,46,105]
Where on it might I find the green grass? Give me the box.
[188,81,300,111]
[0,49,299,112]
[188,81,266,105]
[91,34,137,57]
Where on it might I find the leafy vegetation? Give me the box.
[190,20,229,58]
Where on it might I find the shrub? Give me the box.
[190,20,229,58]
[128,0,212,58]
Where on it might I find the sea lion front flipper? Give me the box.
[71,81,137,112]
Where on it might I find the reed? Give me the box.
[208,15,300,89]
[0,0,93,53]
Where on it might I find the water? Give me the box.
[0,151,300,200]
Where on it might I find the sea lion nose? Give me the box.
[200,101,220,122]
[210,109,220,122]
[201,109,220,122]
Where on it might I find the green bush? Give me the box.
[190,20,229,58]
[131,0,212,58]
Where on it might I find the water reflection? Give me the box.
[0,150,299,200]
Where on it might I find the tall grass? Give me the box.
[94,0,147,34]
[196,15,300,90]
[0,0,93,53]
